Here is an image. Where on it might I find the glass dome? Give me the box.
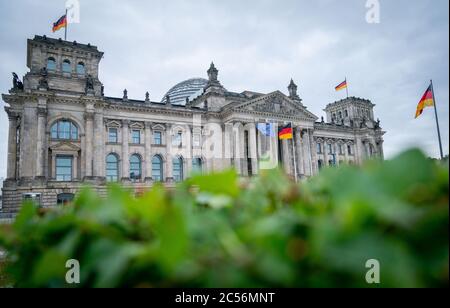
[161,78,208,105]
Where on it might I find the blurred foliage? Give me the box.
[0,149,448,288]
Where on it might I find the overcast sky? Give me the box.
[0,0,448,178]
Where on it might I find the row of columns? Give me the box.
[231,122,317,180]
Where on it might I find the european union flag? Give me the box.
[257,123,275,137]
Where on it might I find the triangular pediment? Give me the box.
[232,91,318,121]
[50,141,81,152]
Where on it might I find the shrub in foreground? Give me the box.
[0,149,448,288]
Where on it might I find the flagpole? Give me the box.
[345,77,349,98]
[430,80,444,160]
[64,9,68,41]
[291,122,298,183]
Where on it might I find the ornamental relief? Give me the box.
[244,98,300,116]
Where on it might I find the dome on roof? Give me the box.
[161,78,208,105]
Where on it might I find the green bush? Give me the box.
[0,149,448,288]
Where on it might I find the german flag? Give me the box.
[279,123,293,140]
[52,14,67,33]
[335,80,348,92]
[415,85,434,119]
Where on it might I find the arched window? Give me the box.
[47,57,56,71]
[173,157,183,182]
[130,154,142,181]
[192,158,202,174]
[106,154,119,182]
[152,155,163,182]
[62,59,71,73]
[50,120,78,140]
[76,62,85,75]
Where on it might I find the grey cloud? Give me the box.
[0,0,448,177]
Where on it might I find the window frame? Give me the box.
[328,144,333,155]
[153,131,162,145]
[108,128,119,143]
[51,120,79,141]
[131,130,141,144]
[173,131,183,147]
[47,57,57,71]
[106,153,120,182]
[316,143,322,154]
[62,59,72,73]
[192,157,203,174]
[152,155,163,182]
[56,155,73,182]
[76,62,86,76]
[130,154,142,181]
[348,144,353,156]
[173,157,184,182]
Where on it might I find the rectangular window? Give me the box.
[132,130,141,144]
[339,145,344,155]
[348,145,353,156]
[328,144,333,155]
[154,131,162,145]
[56,156,73,182]
[109,128,118,143]
[317,143,322,154]
[173,132,182,147]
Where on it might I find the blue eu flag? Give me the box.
[257,123,275,137]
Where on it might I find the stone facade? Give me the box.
[1,36,385,212]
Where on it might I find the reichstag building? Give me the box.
[1,36,385,212]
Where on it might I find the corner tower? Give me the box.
[24,35,104,96]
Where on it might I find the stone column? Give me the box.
[19,103,38,180]
[93,111,105,179]
[364,141,371,160]
[295,127,304,176]
[36,107,47,179]
[121,120,130,181]
[233,122,243,175]
[51,153,56,179]
[84,112,94,178]
[333,142,339,166]
[324,140,329,167]
[6,110,18,180]
[310,133,318,175]
[223,123,233,170]
[303,129,312,177]
[355,137,364,165]
[144,122,153,182]
[73,154,78,180]
[185,126,193,175]
[249,124,258,175]
[165,124,173,182]
[282,140,291,176]
[378,140,385,160]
